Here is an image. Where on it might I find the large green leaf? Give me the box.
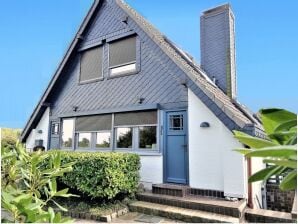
[286,135,297,145]
[244,145,297,158]
[260,108,296,135]
[233,130,278,148]
[248,166,279,182]
[233,149,252,155]
[279,170,297,191]
[263,159,297,168]
[268,131,297,145]
[275,119,297,132]
[52,200,68,212]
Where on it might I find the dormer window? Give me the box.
[109,36,137,76]
[79,46,103,83]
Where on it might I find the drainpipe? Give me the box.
[247,158,253,208]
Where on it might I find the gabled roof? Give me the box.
[21,0,262,142]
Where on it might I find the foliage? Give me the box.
[0,128,21,150]
[43,150,141,199]
[234,108,297,191]
[1,143,77,223]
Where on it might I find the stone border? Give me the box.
[58,206,129,223]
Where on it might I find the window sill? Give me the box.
[107,69,139,80]
[74,148,112,152]
[115,149,162,156]
[78,77,104,85]
[61,148,74,151]
[60,148,161,156]
[134,151,162,156]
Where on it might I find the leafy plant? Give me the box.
[234,108,297,191]
[0,128,21,150]
[1,143,77,223]
[43,150,140,199]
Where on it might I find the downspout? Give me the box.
[247,157,253,208]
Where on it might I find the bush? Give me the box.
[1,144,75,223]
[1,128,21,150]
[44,151,141,199]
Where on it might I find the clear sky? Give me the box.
[0,0,297,129]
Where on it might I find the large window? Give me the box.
[75,114,112,150]
[114,111,158,151]
[61,119,74,148]
[60,110,158,152]
[109,36,137,76]
[80,46,103,83]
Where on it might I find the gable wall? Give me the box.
[49,0,189,120]
[25,107,50,151]
[188,89,246,198]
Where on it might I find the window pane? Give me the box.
[169,115,183,131]
[139,126,157,149]
[109,36,136,67]
[62,119,74,148]
[80,46,103,82]
[78,133,91,148]
[96,132,111,148]
[116,128,132,148]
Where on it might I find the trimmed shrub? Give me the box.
[45,151,140,199]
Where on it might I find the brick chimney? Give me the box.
[200,4,237,99]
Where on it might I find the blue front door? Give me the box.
[165,111,188,184]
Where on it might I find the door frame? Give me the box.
[163,109,189,185]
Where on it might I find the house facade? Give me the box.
[21,0,265,207]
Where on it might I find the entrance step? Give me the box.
[129,201,240,223]
[137,192,246,218]
[152,184,190,197]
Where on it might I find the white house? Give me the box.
[21,0,265,208]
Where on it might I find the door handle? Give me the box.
[181,144,187,149]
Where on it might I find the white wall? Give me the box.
[139,155,163,189]
[26,108,50,151]
[251,157,266,208]
[188,89,246,198]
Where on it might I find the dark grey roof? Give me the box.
[115,0,262,130]
[21,0,262,142]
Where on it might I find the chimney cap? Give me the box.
[202,3,231,15]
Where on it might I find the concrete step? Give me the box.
[152,183,190,197]
[129,201,240,223]
[137,192,246,218]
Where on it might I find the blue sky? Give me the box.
[0,0,297,128]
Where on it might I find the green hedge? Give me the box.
[45,151,140,199]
